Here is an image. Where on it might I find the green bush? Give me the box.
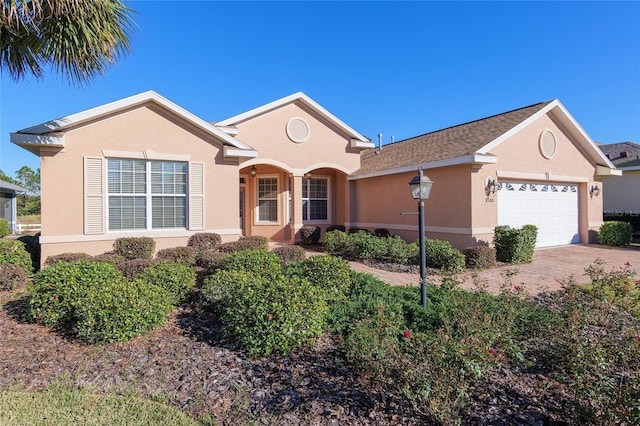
[17,233,40,272]
[155,246,196,266]
[0,218,9,237]
[201,270,255,313]
[196,249,228,273]
[493,225,538,264]
[74,279,173,344]
[463,246,497,269]
[381,236,414,264]
[219,235,269,253]
[135,260,196,305]
[187,232,222,254]
[598,221,633,246]
[219,249,283,280]
[44,252,92,267]
[0,264,27,290]
[350,231,388,260]
[603,211,640,234]
[286,255,352,302]
[422,238,466,272]
[113,237,155,260]
[299,226,321,245]
[92,252,126,266]
[28,260,123,327]
[117,259,155,280]
[323,230,352,255]
[271,245,307,267]
[0,239,33,276]
[221,274,328,356]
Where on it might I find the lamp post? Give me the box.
[408,167,433,308]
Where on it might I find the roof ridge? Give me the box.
[380,101,553,148]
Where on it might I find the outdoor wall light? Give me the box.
[485,177,497,196]
[408,167,433,309]
[250,165,257,177]
[590,184,600,197]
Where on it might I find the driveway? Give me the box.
[348,244,640,295]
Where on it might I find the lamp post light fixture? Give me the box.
[408,167,433,308]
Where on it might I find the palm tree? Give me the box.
[1,0,136,84]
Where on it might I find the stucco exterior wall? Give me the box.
[39,103,240,263]
[602,170,640,212]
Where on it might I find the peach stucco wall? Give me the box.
[351,111,603,249]
[39,103,240,263]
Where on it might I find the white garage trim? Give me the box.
[498,181,580,248]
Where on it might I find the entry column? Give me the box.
[289,173,304,243]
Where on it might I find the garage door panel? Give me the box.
[498,181,579,248]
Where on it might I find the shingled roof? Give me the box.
[352,101,554,177]
[598,141,640,168]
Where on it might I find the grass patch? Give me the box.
[0,386,198,425]
[16,215,40,225]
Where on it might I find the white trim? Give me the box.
[223,146,258,159]
[302,175,332,224]
[240,159,355,176]
[255,174,280,225]
[596,165,623,176]
[347,222,494,235]
[497,171,589,183]
[39,228,242,244]
[477,99,616,169]
[217,92,369,143]
[102,149,191,161]
[350,138,375,149]
[216,125,239,136]
[349,154,497,180]
[11,132,65,151]
[14,91,254,151]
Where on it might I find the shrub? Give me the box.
[17,233,40,272]
[299,225,320,245]
[422,239,466,272]
[196,249,228,273]
[219,249,282,280]
[187,232,222,253]
[201,270,255,312]
[92,252,126,266]
[493,225,538,264]
[350,231,388,260]
[44,252,92,267]
[348,227,371,234]
[221,274,328,356]
[286,255,352,302]
[0,264,28,290]
[117,259,155,280]
[28,260,123,327]
[381,236,413,264]
[463,246,497,269]
[155,246,196,266]
[603,211,640,234]
[0,239,33,276]
[135,260,196,305]
[0,218,9,237]
[374,228,390,238]
[74,279,173,344]
[323,230,352,255]
[113,237,155,260]
[271,245,307,266]
[598,221,633,247]
[219,235,268,252]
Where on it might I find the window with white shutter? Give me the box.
[84,157,105,234]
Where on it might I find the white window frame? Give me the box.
[302,175,331,224]
[106,158,188,231]
[255,175,280,225]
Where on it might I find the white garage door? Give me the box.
[497,181,579,248]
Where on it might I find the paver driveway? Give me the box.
[348,244,640,295]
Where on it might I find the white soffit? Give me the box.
[217,92,370,143]
[13,91,254,151]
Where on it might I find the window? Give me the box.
[302,177,329,221]
[257,177,278,223]
[107,159,187,230]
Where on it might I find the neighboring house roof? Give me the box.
[351,99,617,179]
[598,141,640,169]
[217,92,374,148]
[11,91,257,158]
[0,179,26,192]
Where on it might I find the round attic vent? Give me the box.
[539,130,557,159]
[286,117,310,143]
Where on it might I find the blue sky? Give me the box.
[1,1,639,177]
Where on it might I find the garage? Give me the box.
[497,181,579,248]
